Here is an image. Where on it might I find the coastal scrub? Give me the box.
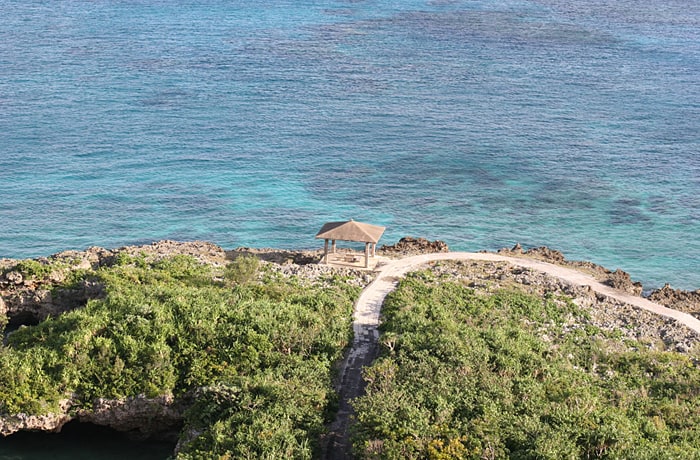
[352,270,700,459]
[0,254,359,458]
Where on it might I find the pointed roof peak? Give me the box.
[315,220,386,244]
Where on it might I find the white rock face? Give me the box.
[0,396,183,438]
[0,400,73,436]
[77,394,183,437]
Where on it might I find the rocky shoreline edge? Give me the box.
[1,238,698,442]
[2,238,696,330]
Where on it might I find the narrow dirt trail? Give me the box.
[322,252,700,459]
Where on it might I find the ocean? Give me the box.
[1,0,698,297]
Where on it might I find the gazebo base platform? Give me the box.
[321,253,385,270]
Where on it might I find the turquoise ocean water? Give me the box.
[1,0,698,295]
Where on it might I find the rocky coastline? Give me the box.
[1,239,698,440]
[2,238,696,330]
[0,395,184,440]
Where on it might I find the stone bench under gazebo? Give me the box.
[315,220,386,268]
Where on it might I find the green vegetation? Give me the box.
[352,270,700,459]
[5,256,700,459]
[0,255,359,459]
[223,255,261,286]
[9,259,55,280]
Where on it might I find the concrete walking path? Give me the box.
[323,252,700,459]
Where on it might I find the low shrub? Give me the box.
[223,255,261,286]
[9,259,54,280]
[0,255,359,459]
[352,271,700,459]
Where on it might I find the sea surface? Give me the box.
[1,0,698,298]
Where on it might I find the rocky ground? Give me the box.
[378,236,450,257]
[496,243,644,295]
[1,239,698,439]
[428,259,698,353]
[2,238,697,334]
[227,246,323,265]
[496,243,699,317]
[648,284,700,320]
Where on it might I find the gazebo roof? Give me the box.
[315,220,386,244]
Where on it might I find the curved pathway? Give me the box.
[323,252,700,459]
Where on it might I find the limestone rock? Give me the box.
[78,394,184,438]
[264,260,375,288]
[0,395,184,440]
[0,400,73,436]
[115,240,227,266]
[498,245,566,263]
[649,284,700,319]
[229,247,322,265]
[605,268,643,296]
[52,247,115,270]
[496,244,644,295]
[1,276,103,326]
[4,271,23,285]
[380,237,449,256]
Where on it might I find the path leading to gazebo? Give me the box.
[322,252,700,459]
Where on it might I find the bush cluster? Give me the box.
[0,255,359,459]
[8,259,56,280]
[352,271,700,459]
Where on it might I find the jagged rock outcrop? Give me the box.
[77,394,184,439]
[3,289,57,325]
[1,261,104,327]
[0,396,184,439]
[229,247,322,265]
[649,284,700,320]
[605,268,643,296]
[379,237,449,256]
[50,246,117,270]
[0,400,73,436]
[498,243,643,295]
[498,244,566,263]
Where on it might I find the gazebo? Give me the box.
[315,220,386,268]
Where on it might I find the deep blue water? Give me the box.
[1,0,698,291]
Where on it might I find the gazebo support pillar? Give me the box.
[315,220,386,269]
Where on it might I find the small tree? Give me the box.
[224,256,260,286]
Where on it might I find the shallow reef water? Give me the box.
[0,0,698,290]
